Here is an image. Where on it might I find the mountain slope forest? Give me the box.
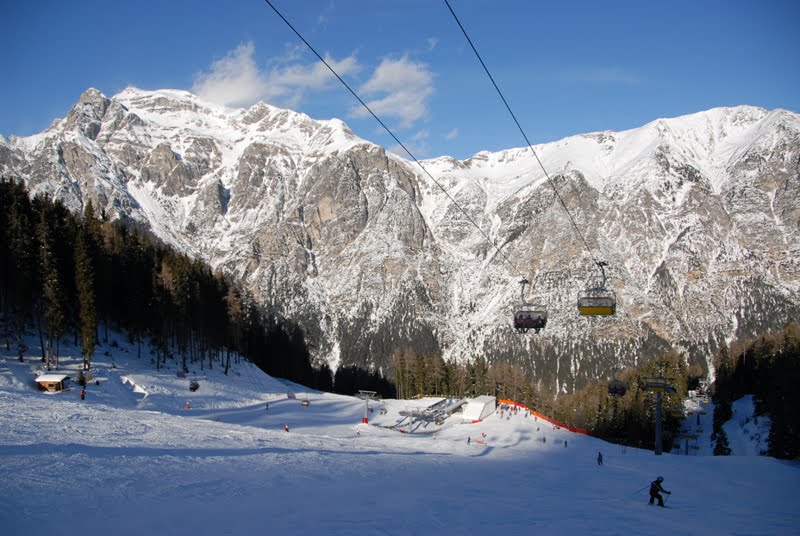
[3,89,798,397]
[0,178,334,390]
[547,323,800,458]
[710,324,800,459]
[4,178,798,456]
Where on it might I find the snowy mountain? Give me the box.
[1,338,797,535]
[2,88,799,391]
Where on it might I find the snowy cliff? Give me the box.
[2,88,798,391]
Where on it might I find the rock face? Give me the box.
[2,87,799,392]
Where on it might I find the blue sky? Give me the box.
[2,0,798,159]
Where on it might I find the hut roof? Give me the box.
[35,374,70,383]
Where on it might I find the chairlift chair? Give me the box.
[608,378,627,397]
[513,278,548,334]
[578,261,616,316]
[578,287,617,316]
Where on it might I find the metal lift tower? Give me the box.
[642,377,676,455]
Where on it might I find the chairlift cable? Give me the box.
[443,0,605,278]
[263,0,525,280]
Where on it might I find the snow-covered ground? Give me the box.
[1,336,797,535]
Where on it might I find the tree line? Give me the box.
[391,348,536,405]
[388,328,799,459]
[547,352,693,452]
[0,178,330,389]
[711,322,800,459]
[390,345,698,453]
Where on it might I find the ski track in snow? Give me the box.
[0,338,797,536]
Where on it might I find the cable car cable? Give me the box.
[263,0,525,280]
[443,0,605,276]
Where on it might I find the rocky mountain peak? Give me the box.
[1,89,798,393]
[64,87,111,140]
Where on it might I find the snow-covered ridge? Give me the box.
[112,86,362,157]
[420,105,797,209]
[2,88,798,391]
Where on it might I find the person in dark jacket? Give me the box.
[649,476,671,506]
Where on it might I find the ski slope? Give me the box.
[0,337,797,536]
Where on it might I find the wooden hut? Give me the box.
[35,373,70,392]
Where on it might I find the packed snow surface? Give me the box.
[1,337,796,536]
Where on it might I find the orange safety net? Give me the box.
[497,399,591,436]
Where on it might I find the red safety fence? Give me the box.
[497,399,591,436]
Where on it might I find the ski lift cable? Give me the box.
[443,0,604,277]
[263,0,525,280]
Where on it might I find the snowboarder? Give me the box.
[80,388,86,401]
[649,476,671,507]
[284,424,289,432]
[597,451,603,465]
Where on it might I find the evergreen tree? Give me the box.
[713,428,732,455]
[75,215,97,370]
[4,182,36,360]
[36,206,67,369]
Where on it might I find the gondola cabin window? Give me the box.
[577,294,616,316]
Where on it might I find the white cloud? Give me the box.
[351,56,434,129]
[426,37,439,51]
[193,41,360,109]
[273,54,359,91]
[194,44,435,135]
[412,129,429,141]
[389,129,431,159]
[192,42,269,108]
[444,128,459,141]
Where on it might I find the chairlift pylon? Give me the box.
[578,261,616,316]
[513,278,548,334]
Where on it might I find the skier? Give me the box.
[80,388,86,401]
[649,476,671,507]
[265,403,269,411]
[284,424,289,432]
[597,451,603,465]
[467,436,471,445]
